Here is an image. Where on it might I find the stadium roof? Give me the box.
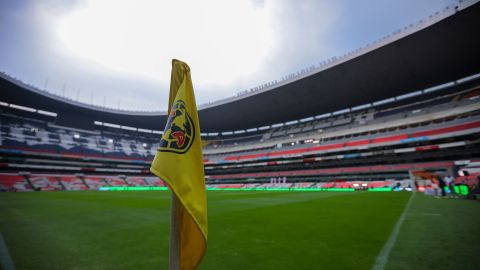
[1,1,480,133]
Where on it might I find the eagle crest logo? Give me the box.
[158,100,195,154]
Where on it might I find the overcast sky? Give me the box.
[0,0,456,111]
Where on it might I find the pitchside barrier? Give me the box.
[97,186,397,192]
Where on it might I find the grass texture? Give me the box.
[0,190,478,269]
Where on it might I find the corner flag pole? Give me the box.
[170,194,180,270]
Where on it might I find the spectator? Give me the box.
[468,175,480,200]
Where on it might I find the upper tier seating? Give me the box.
[1,84,479,163]
[204,97,480,160]
[0,114,160,159]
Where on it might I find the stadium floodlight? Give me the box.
[121,126,136,131]
[9,103,36,112]
[103,122,121,128]
[37,110,57,117]
[351,103,371,111]
[315,113,331,119]
[285,120,298,125]
[373,98,395,106]
[108,139,114,143]
[456,72,480,84]
[73,134,80,139]
[258,126,270,131]
[423,81,455,93]
[396,90,422,100]
[300,117,314,122]
[332,108,350,115]
[142,143,148,147]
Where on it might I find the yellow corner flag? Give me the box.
[150,59,207,270]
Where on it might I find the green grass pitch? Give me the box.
[0,190,479,269]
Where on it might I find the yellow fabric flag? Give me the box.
[150,59,207,270]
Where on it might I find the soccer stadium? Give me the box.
[1,1,480,269]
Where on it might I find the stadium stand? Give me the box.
[1,1,480,192]
[0,174,31,191]
[2,78,479,191]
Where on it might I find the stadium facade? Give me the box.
[1,1,480,192]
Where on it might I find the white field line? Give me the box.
[371,192,415,270]
[0,232,16,270]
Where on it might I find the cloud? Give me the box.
[54,1,273,84]
[0,0,458,111]
[212,0,339,96]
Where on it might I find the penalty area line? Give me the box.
[371,192,415,270]
[0,232,16,270]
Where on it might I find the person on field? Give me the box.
[444,174,454,196]
[437,177,447,197]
